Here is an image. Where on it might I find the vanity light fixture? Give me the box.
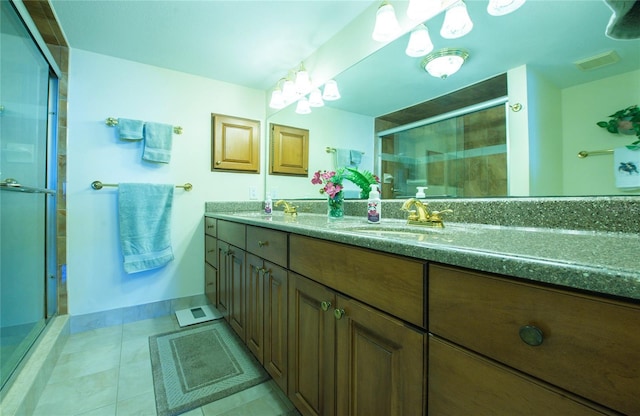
[422,48,469,79]
[487,0,526,16]
[308,88,325,107]
[322,79,341,101]
[440,1,473,39]
[269,88,286,109]
[294,63,312,94]
[372,1,401,42]
[405,24,434,57]
[282,78,297,102]
[295,96,312,114]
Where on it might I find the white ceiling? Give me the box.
[50,0,640,118]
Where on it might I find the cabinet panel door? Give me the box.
[263,261,288,394]
[217,241,230,319]
[211,114,260,172]
[335,296,425,416]
[288,273,336,416]
[228,247,246,341]
[270,123,309,176]
[205,235,217,267]
[246,254,265,363]
[428,335,614,416]
[205,261,218,306]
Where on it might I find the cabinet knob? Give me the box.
[519,325,544,346]
[258,240,269,247]
[334,308,345,320]
[216,160,222,165]
[320,301,331,311]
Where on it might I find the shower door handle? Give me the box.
[0,178,56,194]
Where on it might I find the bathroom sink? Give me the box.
[340,224,447,241]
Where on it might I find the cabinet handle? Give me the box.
[519,325,544,346]
[258,240,269,247]
[216,160,221,165]
[334,308,345,320]
[320,301,332,311]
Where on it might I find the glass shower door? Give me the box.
[0,0,57,389]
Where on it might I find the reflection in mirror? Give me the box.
[266,0,640,199]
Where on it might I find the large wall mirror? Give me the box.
[265,0,640,200]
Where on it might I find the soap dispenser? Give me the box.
[416,186,428,198]
[264,193,272,214]
[367,184,381,224]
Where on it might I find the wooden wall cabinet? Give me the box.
[269,123,309,176]
[211,114,260,173]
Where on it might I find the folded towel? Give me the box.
[604,0,640,40]
[614,147,640,189]
[143,122,173,163]
[350,150,362,166]
[117,118,144,140]
[118,183,174,273]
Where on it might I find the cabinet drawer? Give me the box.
[428,264,640,415]
[290,234,425,328]
[217,220,246,249]
[246,225,287,267]
[428,335,615,415]
[205,235,217,267]
[204,217,217,237]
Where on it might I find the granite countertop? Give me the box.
[205,210,640,302]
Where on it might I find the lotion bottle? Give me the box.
[367,184,381,224]
[264,194,272,214]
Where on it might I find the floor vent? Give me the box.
[175,304,222,327]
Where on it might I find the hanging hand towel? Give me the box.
[335,148,362,168]
[613,147,640,189]
[350,150,362,166]
[604,0,640,40]
[118,183,174,273]
[117,118,144,140]
[143,122,173,163]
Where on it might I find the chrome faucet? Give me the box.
[275,200,298,216]
[401,198,452,228]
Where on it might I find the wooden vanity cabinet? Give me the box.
[245,225,289,393]
[288,235,427,416]
[429,263,639,415]
[204,218,217,305]
[217,220,247,341]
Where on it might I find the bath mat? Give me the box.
[149,320,269,416]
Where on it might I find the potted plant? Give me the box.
[597,105,640,150]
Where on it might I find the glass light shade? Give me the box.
[282,79,297,101]
[295,97,311,114]
[422,49,469,79]
[269,89,285,109]
[308,88,324,107]
[405,24,434,57]
[322,80,341,101]
[295,69,311,94]
[487,0,526,16]
[440,1,473,39]
[372,2,401,42]
[407,0,442,22]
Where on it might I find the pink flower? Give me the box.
[324,182,343,198]
[311,171,323,185]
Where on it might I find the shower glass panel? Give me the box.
[380,104,507,199]
[1,0,57,389]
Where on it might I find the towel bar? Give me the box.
[577,149,613,158]
[325,147,364,155]
[91,180,193,191]
[105,117,183,135]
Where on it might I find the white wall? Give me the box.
[562,69,640,196]
[66,49,265,316]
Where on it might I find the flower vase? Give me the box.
[327,192,345,219]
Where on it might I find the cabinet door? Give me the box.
[270,123,309,176]
[335,296,425,416]
[288,273,336,416]
[205,261,218,306]
[428,335,614,416]
[228,246,246,341]
[246,254,265,363]
[211,113,260,172]
[217,241,230,319]
[264,261,288,393]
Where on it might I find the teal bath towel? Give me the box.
[117,118,144,140]
[143,122,173,163]
[118,183,174,273]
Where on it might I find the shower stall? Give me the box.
[1,0,59,390]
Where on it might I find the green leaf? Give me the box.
[344,167,379,199]
[596,121,609,128]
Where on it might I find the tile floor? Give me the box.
[32,315,298,415]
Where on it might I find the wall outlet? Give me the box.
[249,186,258,200]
